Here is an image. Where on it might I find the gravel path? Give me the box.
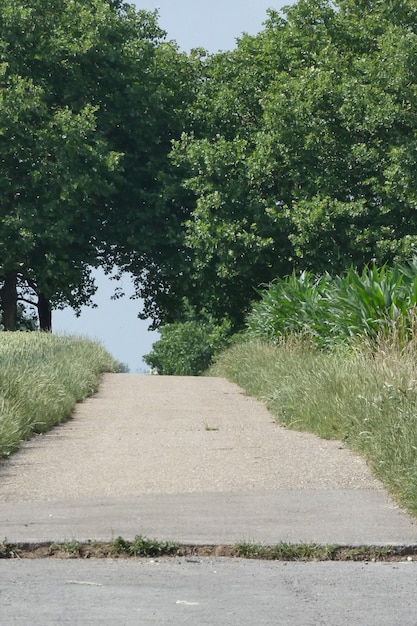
[1,374,416,545]
[0,374,380,501]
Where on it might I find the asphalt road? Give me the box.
[2,558,417,625]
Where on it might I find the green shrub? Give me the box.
[144,318,231,375]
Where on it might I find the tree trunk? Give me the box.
[38,293,52,332]
[1,271,18,331]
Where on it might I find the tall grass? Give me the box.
[0,333,118,458]
[210,336,417,515]
[212,262,417,513]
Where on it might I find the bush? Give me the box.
[143,318,231,375]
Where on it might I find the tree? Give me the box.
[0,0,194,330]
[0,71,118,329]
[166,35,296,328]
[107,43,201,329]
[166,0,417,328]
[253,0,417,272]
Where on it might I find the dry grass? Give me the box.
[210,336,417,516]
[0,332,118,458]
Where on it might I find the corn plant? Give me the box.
[327,264,412,342]
[247,271,333,345]
[247,261,417,348]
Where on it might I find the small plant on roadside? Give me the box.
[234,542,397,561]
[110,535,178,557]
[48,540,83,556]
[234,541,339,561]
[234,541,263,558]
[62,540,83,555]
[0,539,14,558]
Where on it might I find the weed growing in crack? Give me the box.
[0,539,14,558]
[110,535,178,557]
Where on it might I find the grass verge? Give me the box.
[1,538,416,561]
[209,338,417,516]
[0,332,118,458]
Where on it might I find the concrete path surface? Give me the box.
[3,559,417,626]
[0,374,416,545]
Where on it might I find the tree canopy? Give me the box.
[2,0,417,333]
[0,0,193,329]
[164,0,417,327]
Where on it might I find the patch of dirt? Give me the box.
[1,541,416,562]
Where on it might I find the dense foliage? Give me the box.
[3,0,417,350]
[165,0,417,327]
[143,315,231,375]
[0,0,194,330]
[247,261,417,347]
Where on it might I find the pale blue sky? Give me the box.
[136,0,287,52]
[54,0,290,372]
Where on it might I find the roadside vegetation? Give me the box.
[246,262,417,348]
[0,333,117,459]
[2,537,414,561]
[209,265,417,516]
